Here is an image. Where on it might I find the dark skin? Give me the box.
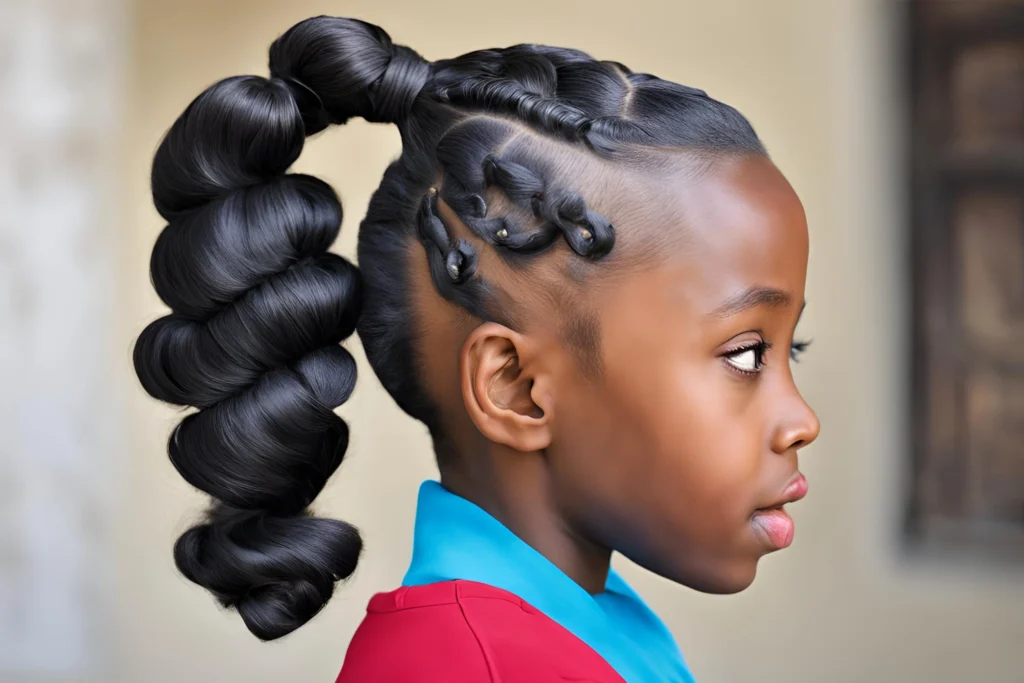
[408,151,820,596]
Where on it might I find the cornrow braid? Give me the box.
[417,188,478,285]
[432,46,593,143]
[481,154,615,259]
[134,14,766,641]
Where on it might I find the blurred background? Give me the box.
[2,0,1023,681]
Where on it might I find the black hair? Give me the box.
[133,15,765,641]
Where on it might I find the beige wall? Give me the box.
[109,1,1024,682]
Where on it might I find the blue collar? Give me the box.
[402,479,696,683]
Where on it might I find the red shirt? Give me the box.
[336,579,627,683]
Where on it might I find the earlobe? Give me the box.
[461,323,553,452]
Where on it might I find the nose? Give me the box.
[770,386,820,455]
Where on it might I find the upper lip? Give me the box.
[756,472,808,511]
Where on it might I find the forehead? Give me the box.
[600,154,809,313]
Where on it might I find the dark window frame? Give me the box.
[906,0,1024,559]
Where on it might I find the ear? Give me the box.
[460,322,554,452]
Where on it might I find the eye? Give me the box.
[790,338,812,362]
[724,342,768,375]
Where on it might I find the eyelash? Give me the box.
[723,338,812,376]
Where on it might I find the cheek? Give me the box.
[554,349,764,547]
[596,359,770,591]
[621,359,763,530]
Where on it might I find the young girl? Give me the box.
[134,14,819,683]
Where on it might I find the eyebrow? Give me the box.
[708,286,804,318]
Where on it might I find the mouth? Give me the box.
[750,473,808,550]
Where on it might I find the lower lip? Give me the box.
[751,507,795,549]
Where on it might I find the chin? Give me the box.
[700,568,757,594]
[641,554,759,594]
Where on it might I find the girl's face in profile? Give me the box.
[547,153,820,593]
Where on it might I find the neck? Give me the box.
[439,448,612,594]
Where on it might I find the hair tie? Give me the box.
[367,45,431,124]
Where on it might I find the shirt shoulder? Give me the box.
[334,580,491,683]
[335,580,626,683]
